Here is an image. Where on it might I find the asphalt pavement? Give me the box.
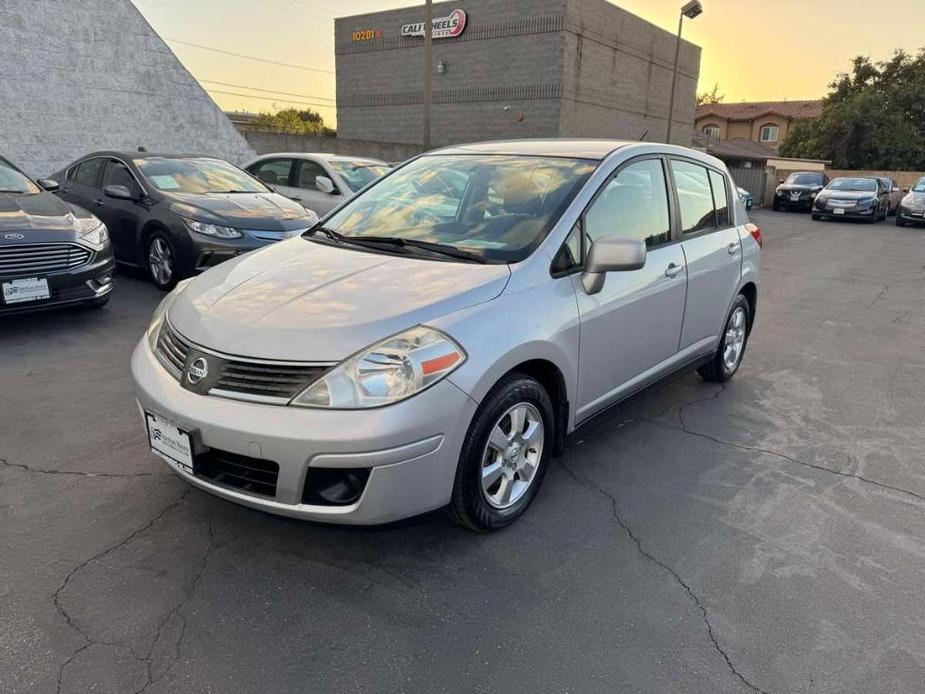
[2,210,925,693]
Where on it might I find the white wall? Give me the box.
[0,0,254,176]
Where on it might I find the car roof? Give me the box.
[429,139,634,160]
[252,152,389,165]
[77,152,223,163]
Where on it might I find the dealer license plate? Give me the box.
[2,277,50,304]
[833,208,845,215]
[790,194,801,201]
[146,412,194,474]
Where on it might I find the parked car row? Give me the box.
[0,150,391,315]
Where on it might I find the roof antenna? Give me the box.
[638,129,648,142]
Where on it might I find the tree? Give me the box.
[781,50,925,169]
[252,108,329,135]
[696,83,724,106]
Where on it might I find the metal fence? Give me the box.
[728,166,768,206]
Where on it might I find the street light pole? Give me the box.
[422,0,433,150]
[666,1,703,144]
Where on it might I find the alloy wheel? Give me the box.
[148,237,173,286]
[723,306,747,372]
[480,402,545,510]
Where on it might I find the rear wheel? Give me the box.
[145,231,179,291]
[449,374,554,531]
[698,294,751,383]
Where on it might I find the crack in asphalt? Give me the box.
[53,487,192,694]
[0,456,168,479]
[867,269,925,309]
[135,518,216,694]
[556,458,769,694]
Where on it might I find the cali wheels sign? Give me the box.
[401,9,467,39]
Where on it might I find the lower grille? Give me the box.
[196,448,279,498]
[0,243,91,277]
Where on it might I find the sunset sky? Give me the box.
[131,0,925,128]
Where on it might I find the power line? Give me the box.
[205,88,335,110]
[166,38,334,74]
[199,79,335,102]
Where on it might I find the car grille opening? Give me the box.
[155,322,331,403]
[0,243,92,276]
[302,468,370,506]
[196,448,279,498]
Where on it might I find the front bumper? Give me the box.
[0,248,115,315]
[131,338,478,524]
[775,194,814,210]
[896,206,925,224]
[812,204,878,220]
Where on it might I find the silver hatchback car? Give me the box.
[132,140,761,531]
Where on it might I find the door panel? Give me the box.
[678,228,741,349]
[61,157,105,211]
[295,159,345,216]
[574,245,687,418]
[97,159,143,261]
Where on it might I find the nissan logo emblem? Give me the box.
[187,357,209,385]
[4,233,25,240]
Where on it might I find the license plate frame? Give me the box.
[2,276,50,305]
[790,193,801,201]
[833,208,846,215]
[146,412,194,475]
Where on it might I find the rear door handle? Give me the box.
[727,242,739,255]
[665,263,684,278]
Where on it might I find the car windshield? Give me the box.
[317,154,597,263]
[828,178,877,192]
[135,157,269,194]
[913,179,925,193]
[328,160,391,193]
[785,173,824,186]
[0,157,40,194]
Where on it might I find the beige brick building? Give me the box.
[694,100,823,153]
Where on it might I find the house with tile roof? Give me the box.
[694,100,823,153]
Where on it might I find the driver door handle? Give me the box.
[665,263,684,278]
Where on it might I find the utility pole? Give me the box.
[666,1,703,143]
[422,0,433,150]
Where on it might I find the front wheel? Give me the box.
[896,215,907,227]
[449,374,554,531]
[698,294,751,383]
[145,231,179,291]
[811,213,821,221]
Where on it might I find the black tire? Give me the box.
[866,205,879,224]
[698,294,751,383]
[449,373,555,531]
[771,200,780,211]
[811,214,821,221]
[145,230,179,291]
[896,215,907,227]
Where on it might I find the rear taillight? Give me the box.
[745,222,762,247]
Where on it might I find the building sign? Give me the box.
[352,28,383,42]
[401,9,467,39]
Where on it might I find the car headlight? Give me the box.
[146,278,193,351]
[182,218,243,239]
[902,194,915,206]
[75,215,109,249]
[292,326,466,409]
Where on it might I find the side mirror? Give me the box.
[315,175,337,195]
[37,178,59,192]
[104,184,136,201]
[778,178,784,184]
[581,237,646,295]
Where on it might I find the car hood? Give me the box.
[168,239,512,361]
[902,191,925,205]
[165,191,312,231]
[0,191,88,241]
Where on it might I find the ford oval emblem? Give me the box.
[4,233,25,240]
[187,357,209,385]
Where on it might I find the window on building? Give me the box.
[671,160,716,234]
[702,124,720,139]
[73,158,105,188]
[759,124,780,142]
[585,158,671,248]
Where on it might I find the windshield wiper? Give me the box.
[0,189,27,193]
[309,226,346,243]
[342,236,488,264]
[207,189,258,194]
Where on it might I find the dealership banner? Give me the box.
[401,9,467,39]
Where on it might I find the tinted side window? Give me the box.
[297,160,328,191]
[672,160,715,235]
[103,160,137,191]
[709,170,729,227]
[585,158,671,248]
[74,158,104,187]
[250,159,292,186]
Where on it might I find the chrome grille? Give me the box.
[0,243,92,276]
[156,322,331,404]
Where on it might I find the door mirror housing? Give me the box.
[104,184,136,201]
[37,178,59,192]
[315,175,337,195]
[581,237,647,295]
